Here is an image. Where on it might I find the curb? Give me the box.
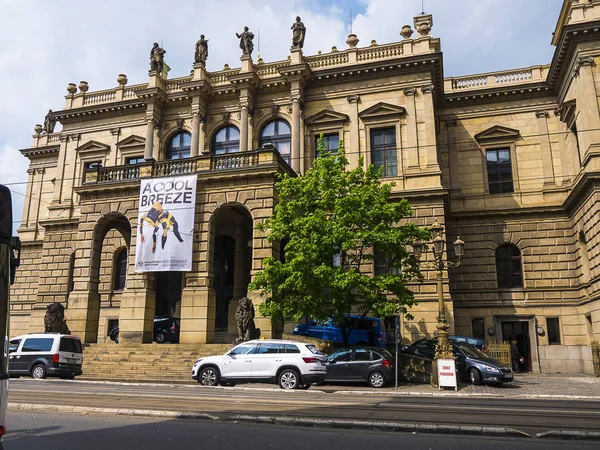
[9,403,529,438]
[536,430,600,440]
[227,414,531,438]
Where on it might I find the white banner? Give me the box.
[134,175,196,272]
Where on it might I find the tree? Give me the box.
[250,139,430,345]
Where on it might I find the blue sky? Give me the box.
[0,0,565,233]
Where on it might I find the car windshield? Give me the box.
[457,343,488,359]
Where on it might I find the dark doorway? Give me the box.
[214,235,235,331]
[501,320,531,373]
[155,272,182,317]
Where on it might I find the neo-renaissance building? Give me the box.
[11,0,600,375]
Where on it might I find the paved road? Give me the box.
[8,379,600,436]
[5,411,599,450]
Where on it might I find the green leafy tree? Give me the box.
[250,138,430,345]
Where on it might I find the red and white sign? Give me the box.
[437,359,457,391]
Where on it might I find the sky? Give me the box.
[0,0,564,234]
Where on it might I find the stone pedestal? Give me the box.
[240,55,254,73]
[290,47,303,64]
[192,63,208,81]
[118,289,155,343]
[180,286,216,343]
[66,291,100,343]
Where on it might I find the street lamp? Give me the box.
[413,219,465,368]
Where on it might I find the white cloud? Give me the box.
[0,0,564,234]
[0,145,29,233]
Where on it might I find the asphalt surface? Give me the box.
[7,379,600,438]
[5,411,600,450]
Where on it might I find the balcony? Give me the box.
[81,148,293,185]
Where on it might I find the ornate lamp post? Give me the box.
[413,219,465,364]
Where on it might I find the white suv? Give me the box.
[192,339,326,390]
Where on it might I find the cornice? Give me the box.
[19,145,60,159]
[53,99,145,121]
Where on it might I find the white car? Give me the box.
[192,339,326,389]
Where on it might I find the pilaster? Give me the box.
[535,110,557,187]
[403,87,419,169]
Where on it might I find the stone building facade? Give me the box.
[11,0,600,374]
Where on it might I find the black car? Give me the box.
[322,347,394,388]
[109,317,180,344]
[400,338,513,385]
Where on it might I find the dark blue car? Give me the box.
[292,316,387,348]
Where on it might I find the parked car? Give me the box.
[8,333,83,380]
[292,316,388,348]
[450,335,487,354]
[400,338,513,385]
[322,347,394,388]
[192,339,326,389]
[109,317,180,344]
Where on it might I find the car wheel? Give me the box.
[469,368,482,386]
[31,364,47,380]
[199,367,220,386]
[278,369,300,390]
[368,371,386,388]
[155,331,166,344]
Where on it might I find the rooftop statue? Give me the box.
[43,109,56,134]
[194,34,209,65]
[291,16,306,49]
[150,42,167,73]
[236,26,254,57]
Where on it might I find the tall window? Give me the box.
[374,247,401,276]
[495,244,523,289]
[370,128,397,177]
[316,133,339,156]
[486,148,514,194]
[472,318,485,340]
[212,126,240,154]
[167,132,191,159]
[547,318,561,345]
[260,119,291,165]
[113,248,127,291]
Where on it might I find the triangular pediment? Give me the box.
[474,125,520,143]
[359,102,406,120]
[305,109,349,125]
[75,140,110,154]
[117,135,146,149]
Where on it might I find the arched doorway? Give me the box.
[210,205,253,343]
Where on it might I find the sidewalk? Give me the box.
[315,373,600,399]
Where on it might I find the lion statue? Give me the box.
[235,297,258,342]
[44,302,70,334]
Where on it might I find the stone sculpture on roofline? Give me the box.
[236,26,254,57]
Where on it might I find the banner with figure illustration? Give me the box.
[135,175,196,272]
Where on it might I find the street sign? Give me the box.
[437,359,457,391]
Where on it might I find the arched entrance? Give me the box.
[210,205,253,343]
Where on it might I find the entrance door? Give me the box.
[214,235,235,331]
[155,272,182,318]
[501,321,530,373]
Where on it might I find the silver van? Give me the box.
[8,333,83,380]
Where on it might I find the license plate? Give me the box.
[67,358,78,363]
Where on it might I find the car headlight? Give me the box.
[481,365,500,373]
[293,327,299,332]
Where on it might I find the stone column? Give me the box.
[574,56,600,162]
[291,96,301,172]
[446,120,461,192]
[190,112,200,157]
[536,110,556,186]
[199,120,207,154]
[421,84,440,170]
[144,119,155,161]
[240,104,249,152]
[23,169,35,227]
[52,135,68,205]
[347,94,361,168]
[403,87,419,169]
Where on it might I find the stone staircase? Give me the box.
[80,343,231,383]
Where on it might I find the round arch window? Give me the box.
[167,132,191,159]
[260,119,291,165]
[212,125,240,155]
